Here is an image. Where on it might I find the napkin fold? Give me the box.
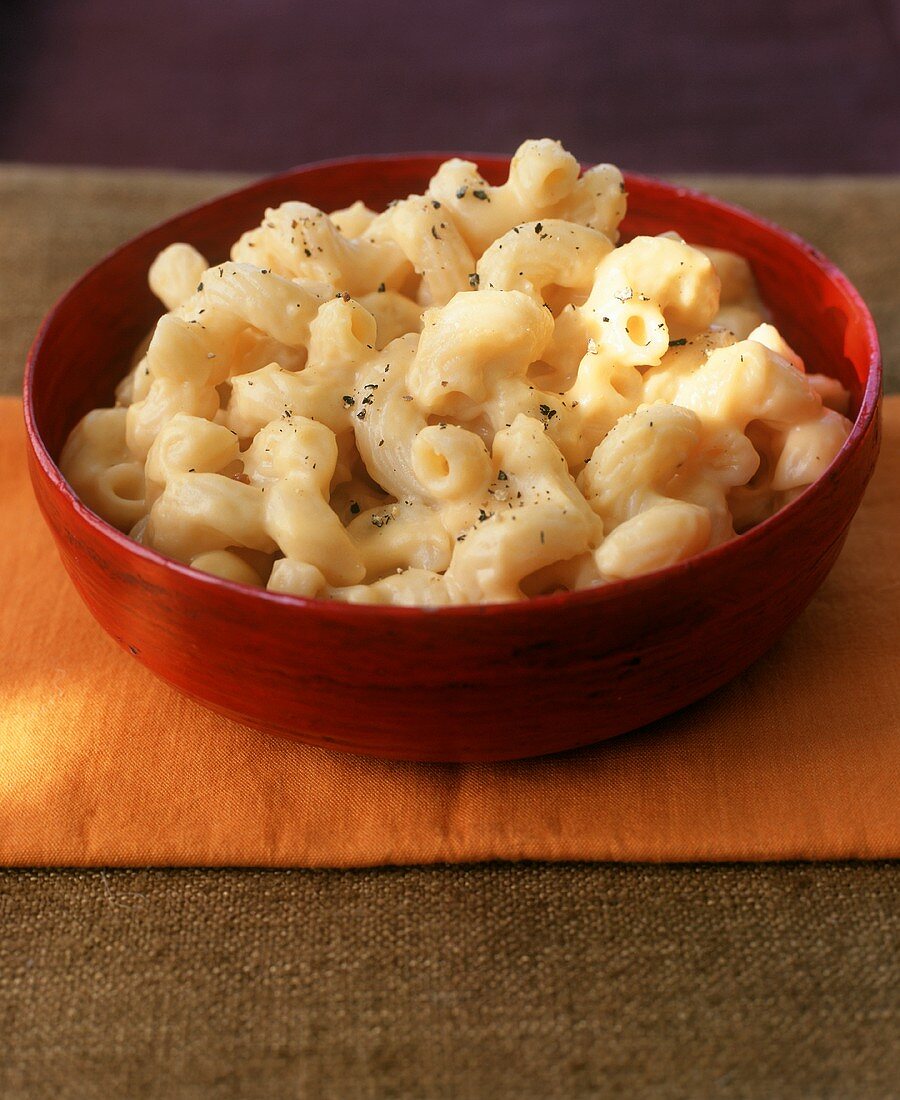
[1,396,897,866]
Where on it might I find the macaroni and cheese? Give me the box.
[61,139,852,606]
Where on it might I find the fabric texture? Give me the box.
[2,863,898,1100]
[2,394,897,866]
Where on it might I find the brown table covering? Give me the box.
[1,168,898,1098]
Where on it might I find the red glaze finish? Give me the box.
[24,157,882,761]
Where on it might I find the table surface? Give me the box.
[1,168,898,1099]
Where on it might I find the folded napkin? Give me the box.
[1,396,897,866]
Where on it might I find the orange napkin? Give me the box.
[1,395,897,866]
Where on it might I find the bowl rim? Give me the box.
[23,153,883,621]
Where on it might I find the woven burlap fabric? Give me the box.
[1,169,898,1098]
[2,864,899,1100]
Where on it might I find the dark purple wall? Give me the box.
[1,0,898,173]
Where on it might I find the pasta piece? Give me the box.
[357,289,423,348]
[267,559,328,598]
[697,244,770,335]
[748,322,804,372]
[664,340,821,429]
[191,549,264,587]
[594,502,712,580]
[546,163,627,240]
[149,243,209,311]
[146,474,272,563]
[806,374,851,416]
[696,245,757,306]
[329,200,377,237]
[329,569,455,607]
[232,202,409,293]
[713,305,767,339]
[580,402,757,552]
[197,262,329,348]
[347,502,453,581]
[350,334,429,503]
[259,416,365,586]
[428,139,626,255]
[224,296,376,440]
[126,377,220,461]
[445,415,601,602]
[411,424,493,502]
[770,410,851,491]
[367,196,476,306]
[59,407,146,531]
[144,413,240,507]
[408,290,553,415]
[477,220,612,300]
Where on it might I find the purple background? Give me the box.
[1,0,898,174]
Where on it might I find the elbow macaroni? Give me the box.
[61,138,853,606]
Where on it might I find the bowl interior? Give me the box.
[29,156,877,468]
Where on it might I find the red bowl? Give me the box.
[24,156,881,762]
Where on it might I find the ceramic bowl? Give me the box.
[24,156,881,761]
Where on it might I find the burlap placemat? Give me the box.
[1,863,898,1100]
